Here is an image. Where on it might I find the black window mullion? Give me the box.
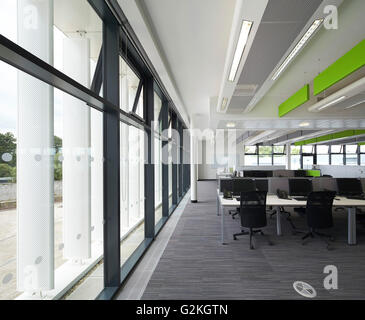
[102,19,121,292]
[131,80,143,114]
[144,77,155,239]
[161,100,169,218]
[90,46,103,94]
[179,121,184,199]
[171,113,178,206]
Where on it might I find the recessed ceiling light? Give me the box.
[228,20,253,82]
[318,96,347,111]
[299,122,310,127]
[272,19,323,81]
[226,122,236,128]
[221,97,228,111]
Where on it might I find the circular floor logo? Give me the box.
[293,281,317,298]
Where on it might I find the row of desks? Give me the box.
[217,189,365,245]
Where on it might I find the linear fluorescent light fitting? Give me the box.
[345,99,365,110]
[272,19,323,81]
[318,96,346,111]
[228,20,253,82]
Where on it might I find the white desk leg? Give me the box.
[348,207,357,245]
[275,206,282,236]
[221,205,226,245]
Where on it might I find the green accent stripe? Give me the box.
[278,85,309,117]
[313,39,365,96]
[295,130,365,146]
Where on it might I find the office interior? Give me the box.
[0,0,365,301]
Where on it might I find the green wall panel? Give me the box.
[295,130,365,146]
[306,170,321,177]
[313,39,365,96]
[278,85,309,117]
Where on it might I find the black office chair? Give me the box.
[233,191,273,249]
[302,191,336,250]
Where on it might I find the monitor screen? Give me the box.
[289,179,313,196]
[255,179,268,192]
[232,179,255,196]
[220,179,233,193]
[336,178,363,196]
[244,171,267,178]
[294,170,307,177]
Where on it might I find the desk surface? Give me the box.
[218,191,365,207]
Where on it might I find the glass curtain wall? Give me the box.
[273,146,286,165]
[0,0,105,300]
[317,145,330,165]
[302,146,314,169]
[0,62,104,300]
[258,146,272,166]
[0,0,189,300]
[331,145,344,165]
[244,146,258,165]
[345,145,358,165]
[290,146,301,170]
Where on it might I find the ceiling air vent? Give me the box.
[233,84,258,97]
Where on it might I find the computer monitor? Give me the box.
[289,179,313,197]
[336,178,363,196]
[254,179,268,192]
[294,170,307,177]
[220,179,233,193]
[232,179,256,196]
[244,171,267,178]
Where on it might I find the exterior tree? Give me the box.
[0,132,16,167]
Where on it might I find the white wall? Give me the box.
[316,165,365,178]
[198,140,217,180]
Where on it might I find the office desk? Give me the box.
[216,189,365,245]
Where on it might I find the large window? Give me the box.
[317,145,329,165]
[120,57,144,117]
[0,62,104,300]
[244,146,258,166]
[0,0,188,301]
[345,145,358,166]
[0,0,102,92]
[273,146,286,166]
[290,146,301,170]
[258,146,272,166]
[331,145,344,165]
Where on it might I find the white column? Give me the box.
[17,0,54,292]
[120,71,129,234]
[91,108,103,245]
[62,37,91,260]
[286,143,292,170]
[190,118,198,203]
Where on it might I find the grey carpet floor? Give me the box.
[142,181,365,300]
